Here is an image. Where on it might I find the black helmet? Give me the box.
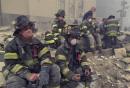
[108,15,115,19]
[13,15,35,36]
[67,26,80,39]
[45,31,51,36]
[55,9,65,18]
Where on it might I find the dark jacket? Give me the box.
[55,41,89,80]
[4,36,52,78]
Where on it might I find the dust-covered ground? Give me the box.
[85,53,130,88]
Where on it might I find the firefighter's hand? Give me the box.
[26,73,39,81]
[84,69,91,76]
[72,74,81,81]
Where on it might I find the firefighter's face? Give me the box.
[20,27,33,39]
[58,16,64,20]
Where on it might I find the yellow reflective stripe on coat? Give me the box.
[63,67,70,76]
[0,50,5,54]
[38,47,49,58]
[4,53,18,60]
[24,59,38,66]
[46,40,55,44]
[108,32,117,37]
[54,33,59,36]
[52,24,57,28]
[46,34,53,36]
[11,64,24,74]
[54,37,58,40]
[53,86,60,88]
[58,29,62,33]
[41,58,52,65]
[106,24,118,27]
[81,62,90,67]
[56,55,66,61]
[81,52,86,57]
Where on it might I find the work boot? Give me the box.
[91,48,96,54]
[97,46,102,54]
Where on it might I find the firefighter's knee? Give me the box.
[40,66,50,85]
[50,64,61,85]
[6,75,27,88]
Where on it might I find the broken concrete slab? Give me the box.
[115,61,126,69]
[121,74,130,82]
[124,43,130,51]
[114,48,126,58]
[125,64,130,73]
[120,58,130,64]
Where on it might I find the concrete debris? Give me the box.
[121,58,130,64]
[114,48,127,58]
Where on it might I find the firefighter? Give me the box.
[80,16,96,53]
[103,15,120,48]
[91,18,102,53]
[82,7,96,21]
[3,15,61,88]
[55,26,92,88]
[52,9,66,46]
[52,9,66,34]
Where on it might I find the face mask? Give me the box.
[88,18,92,22]
[70,39,77,45]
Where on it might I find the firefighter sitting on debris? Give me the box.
[55,26,92,88]
[3,15,61,88]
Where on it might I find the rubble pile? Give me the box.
[85,50,130,88]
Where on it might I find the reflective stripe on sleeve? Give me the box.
[4,53,18,60]
[11,64,24,74]
[56,55,66,61]
[38,47,49,58]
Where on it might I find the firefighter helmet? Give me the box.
[13,15,36,36]
[55,9,65,18]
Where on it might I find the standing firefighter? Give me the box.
[55,26,92,88]
[91,18,102,53]
[3,15,61,88]
[52,9,66,46]
[82,7,96,21]
[80,16,96,53]
[103,15,120,48]
[52,9,66,35]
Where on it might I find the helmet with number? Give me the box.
[55,9,65,18]
[13,15,36,36]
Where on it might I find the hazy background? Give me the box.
[0,0,129,31]
[96,0,130,29]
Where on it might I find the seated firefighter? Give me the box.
[3,15,61,88]
[55,26,92,88]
